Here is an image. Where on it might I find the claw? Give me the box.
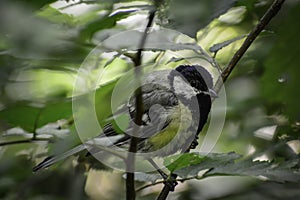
[164,174,178,191]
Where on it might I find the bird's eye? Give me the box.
[190,80,196,87]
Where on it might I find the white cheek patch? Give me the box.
[173,76,197,99]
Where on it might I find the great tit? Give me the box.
[33,65,216,172]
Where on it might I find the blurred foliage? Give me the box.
[0,0,299,199]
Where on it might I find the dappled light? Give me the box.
[0,0,299,200]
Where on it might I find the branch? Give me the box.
[0,138,53,147]
[126,8,157,200]
[214,0,286,92]
[136,176,199,192]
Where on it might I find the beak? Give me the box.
[209,89,218,98]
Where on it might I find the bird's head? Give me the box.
[174,65,217,98]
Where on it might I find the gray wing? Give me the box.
[127,82,178,139]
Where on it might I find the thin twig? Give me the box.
[214,0,286,93]
[136,176,199,192]
[156,147,192,199]
[136,180,165,192]
[126,9,157,200]
[0,138,53,147]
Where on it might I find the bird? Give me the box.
[33,64,216,172]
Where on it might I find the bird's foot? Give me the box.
[164,174,178,191]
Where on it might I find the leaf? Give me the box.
[172,152,300,183]
[102,29,210,59]
[0,105,41,133]
[71,79,119,140]
[164,153,206,173]
[0,100,72,133]
[168,152,241,175]
[80,10,135,42]
[166,0,236,36]
[0,69,124,134]
[125,172,161,183]
[36,101,73,128]
[206,159,300,183]
[37,5,77,26]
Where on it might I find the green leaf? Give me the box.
[0,100,72,133]
[102,29,211,63]
[104,30,206,51]
[36,101,72,128]
[0,105,41,133]
[174,152,241,177]
[173,152,300,183]
[71,79,120,140]
[166,0,236,36]
[131,172,161,183]
[94,80,119,123]
[80,10,135,42]
[37,5,77,26]
[165,153,206,173]
[207,159,300,183]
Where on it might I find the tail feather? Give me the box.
[33,144,87,172]
[32,135,125,172]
